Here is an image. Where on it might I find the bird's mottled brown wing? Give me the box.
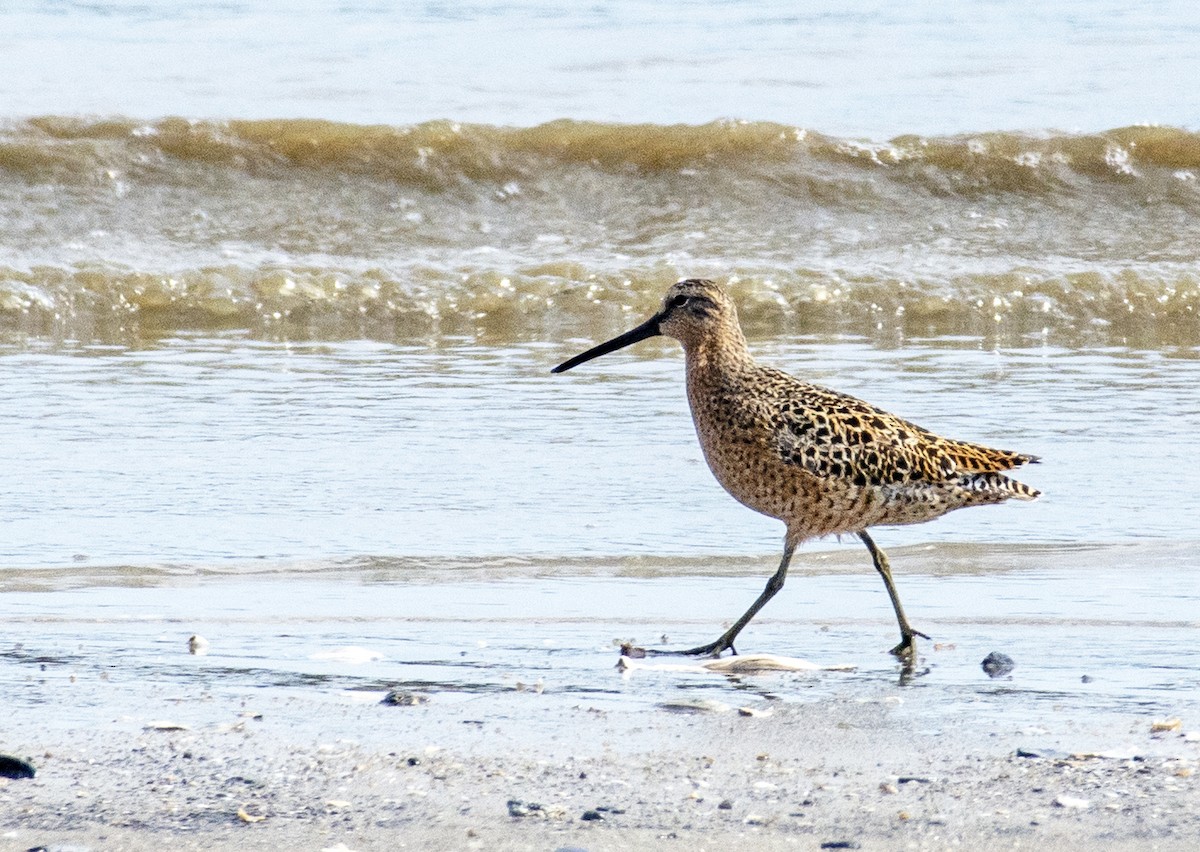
[762,369,1035,487]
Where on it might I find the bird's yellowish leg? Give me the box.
[858,530,929,658]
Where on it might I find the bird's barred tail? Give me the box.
[961,471,1041,502]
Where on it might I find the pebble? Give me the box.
[981,651,1015,678]
[1015,747,1069,760]
[820,842,861,850]
[187,634,209,655]
[737,706,773,717]
[507,799,544,818]
[380,691,430,707]
[1053,794,1091,810]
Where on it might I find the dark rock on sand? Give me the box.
[981,651,1015,678]
[507,799,544,818]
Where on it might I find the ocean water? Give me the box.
[2,1,1198,725]
[3,1,1199,134]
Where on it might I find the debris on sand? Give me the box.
[1054,794,1091,810]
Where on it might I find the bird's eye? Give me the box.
[670,294,689,308]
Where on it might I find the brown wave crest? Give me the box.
[4,117,1200,192]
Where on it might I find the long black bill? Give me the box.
[551,313,664,373]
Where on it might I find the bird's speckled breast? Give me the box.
[685,358,820,526]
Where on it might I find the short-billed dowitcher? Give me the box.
[553,279,1039,659]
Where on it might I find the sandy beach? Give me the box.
[4,672,1198,851]
[4,556,1198,851]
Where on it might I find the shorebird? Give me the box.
[552,279,1039,659]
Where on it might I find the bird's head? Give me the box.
[551,279,740,373]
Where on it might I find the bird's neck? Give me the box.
[682,325,756,378]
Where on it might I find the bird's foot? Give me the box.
[888,628,930,660]
[638,636,736,658]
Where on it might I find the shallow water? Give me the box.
[4,333,1198,731]
[3,337,1199,568]
[6,548,1198,752]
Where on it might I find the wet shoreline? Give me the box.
[4,648,1198,851]
[4,550,1198,849]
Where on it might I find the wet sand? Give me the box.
[3,547,1199,850]
[4,683,1198,851]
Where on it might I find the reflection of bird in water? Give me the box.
[553,279,1040,659]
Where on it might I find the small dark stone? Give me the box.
[381,690,429,706]
[717,799,733,810]
[897,776,930,784]
[406,757,421,766]
[0,755,36,779]
[581,809,603,821]
[1081,674,1094,683]
[981,651,1015,678]
[507,799,544,818]
[619,642,646,658]
[820,842,861,850]
[1016,747,1068,760]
